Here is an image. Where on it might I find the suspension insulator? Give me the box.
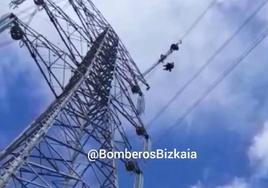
[125,161,136,172]
[136,126,149,139]
[131,85,141,95]
[144,134,149,140]
[34,0,44,6]
[135,168,142,175]
[136,126,146,136]
[159,54,167,63]
[10,25,24,40]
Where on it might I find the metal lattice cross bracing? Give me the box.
[0,0,149,187]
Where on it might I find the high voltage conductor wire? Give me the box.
[154,24,268,144]
[147,0,268,128]
[142,0,218,77]
[180,0,217,40]
[102,1,217,100]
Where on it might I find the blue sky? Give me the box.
[1,0,268,187]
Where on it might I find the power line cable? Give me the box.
[180,0,217,40]
[147,0,268,128]
[154,23,268,145]
[142,0,218,77]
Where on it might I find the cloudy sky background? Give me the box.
[1,0,268,187]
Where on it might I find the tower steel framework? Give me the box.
[0,0,150,187]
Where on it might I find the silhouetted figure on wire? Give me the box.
[163,62,174,72]
[170,43,179,51]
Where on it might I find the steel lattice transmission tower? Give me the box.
[0,0,150,187]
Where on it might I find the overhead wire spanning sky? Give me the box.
[148,0,268,130]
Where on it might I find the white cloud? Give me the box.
[191,178,249,188]
[209,121,268,187]
[217,178,249,188]
[190,181,204,188]
[248,122,268,178]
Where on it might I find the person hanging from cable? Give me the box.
[163,62,175,72]
[158,43,180,63]
[159,43,180,72]
[170,43,180,51]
